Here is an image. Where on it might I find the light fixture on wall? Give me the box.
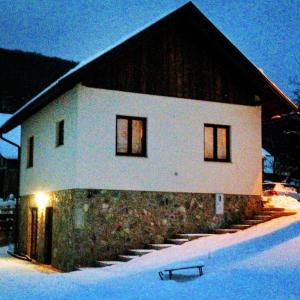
[35,192,49,209]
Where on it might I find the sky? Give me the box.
[0,0,299,99]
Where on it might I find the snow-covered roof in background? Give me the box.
[262,148,274,174]
[0,113,20,159]
[262,148,272,158]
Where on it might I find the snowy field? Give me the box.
[0,211,300,300]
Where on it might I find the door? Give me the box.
[44,207,53,264]
[30,208,38,259]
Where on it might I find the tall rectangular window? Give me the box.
[116,115,147,156]
[56,120,64,147]
[27,136,34,168]
[204,124,230,162]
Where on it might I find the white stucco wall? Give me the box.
[76,86,262,195]
[20,85,262,196]
[20,87,79,196]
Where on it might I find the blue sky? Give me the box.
[0,0,299,99]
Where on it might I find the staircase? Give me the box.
[96,233,214,267]
[96,205,297,267]
[213,206,297,235]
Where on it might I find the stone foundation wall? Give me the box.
[18,189,261,271]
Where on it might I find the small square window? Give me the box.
[56,120,64,147]
[116,116,147,156]
[204,124,230,162]
[27,136,34,168]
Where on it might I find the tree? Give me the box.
[262,76,300,181]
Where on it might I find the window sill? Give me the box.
[204,158,231,163]
[116,153,148,158]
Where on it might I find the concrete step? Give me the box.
[263,204,275,209]
[254,215,272,221]
[259,210,280,215]
[262,207,285,212]
[282,211,297,215]
[176,233,216,240]
[167,238,189,245]
[244,219,264,225]
[231,224,252,230]
[96,260,125,267]
[128,249,157,256]
[118,255,139,262]
[214,228,240,234]
[271,211,297,217]
[149,244,176,250]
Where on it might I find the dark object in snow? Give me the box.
[158,265,204,280]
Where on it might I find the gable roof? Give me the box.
[0,2,297,134]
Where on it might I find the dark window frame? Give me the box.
[56,120,64,147]
[116,115,147,157]
[27,136,34,168]
[204,124,231,162]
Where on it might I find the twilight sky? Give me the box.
[1,0,299,99]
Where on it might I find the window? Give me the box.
[204,124,230,162]
[116,115,147,156]
[27,136,34,168]
[56,120,64,147]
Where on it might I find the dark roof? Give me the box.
[0,2,297,134]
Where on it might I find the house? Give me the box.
[0,113,20,200]
[0,2,297,271]
[0,196,16,246]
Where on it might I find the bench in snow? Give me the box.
[158,265,204,280]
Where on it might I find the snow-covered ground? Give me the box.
[1,212,300,300]
[268,195,300,210]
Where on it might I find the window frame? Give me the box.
[27,136,34,168]
[116,115,147,157]
[204,124,231,162]
[56,120,64,147]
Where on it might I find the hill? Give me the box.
[0,48,77,113]
[0,212,299,299]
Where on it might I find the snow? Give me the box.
[268,195,300,210]
[0,198,16,207]
[262,148,274,174]
[0,113,20,159]
[0,212,299,299]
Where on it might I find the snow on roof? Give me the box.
[258,69,297,110]
[0,113,20,159]
[262,148,272,158]
[2,3,187,131]
[1,2,297,134]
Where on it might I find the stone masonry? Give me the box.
[18,189,261,271]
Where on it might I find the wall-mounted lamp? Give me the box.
[35,192,49,209]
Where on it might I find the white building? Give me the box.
[0,2,297,271]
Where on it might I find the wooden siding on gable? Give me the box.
[82,17,256,106]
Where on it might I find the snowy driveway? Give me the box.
[0,213,300,300]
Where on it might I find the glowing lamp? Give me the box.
[35,192,48,209]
